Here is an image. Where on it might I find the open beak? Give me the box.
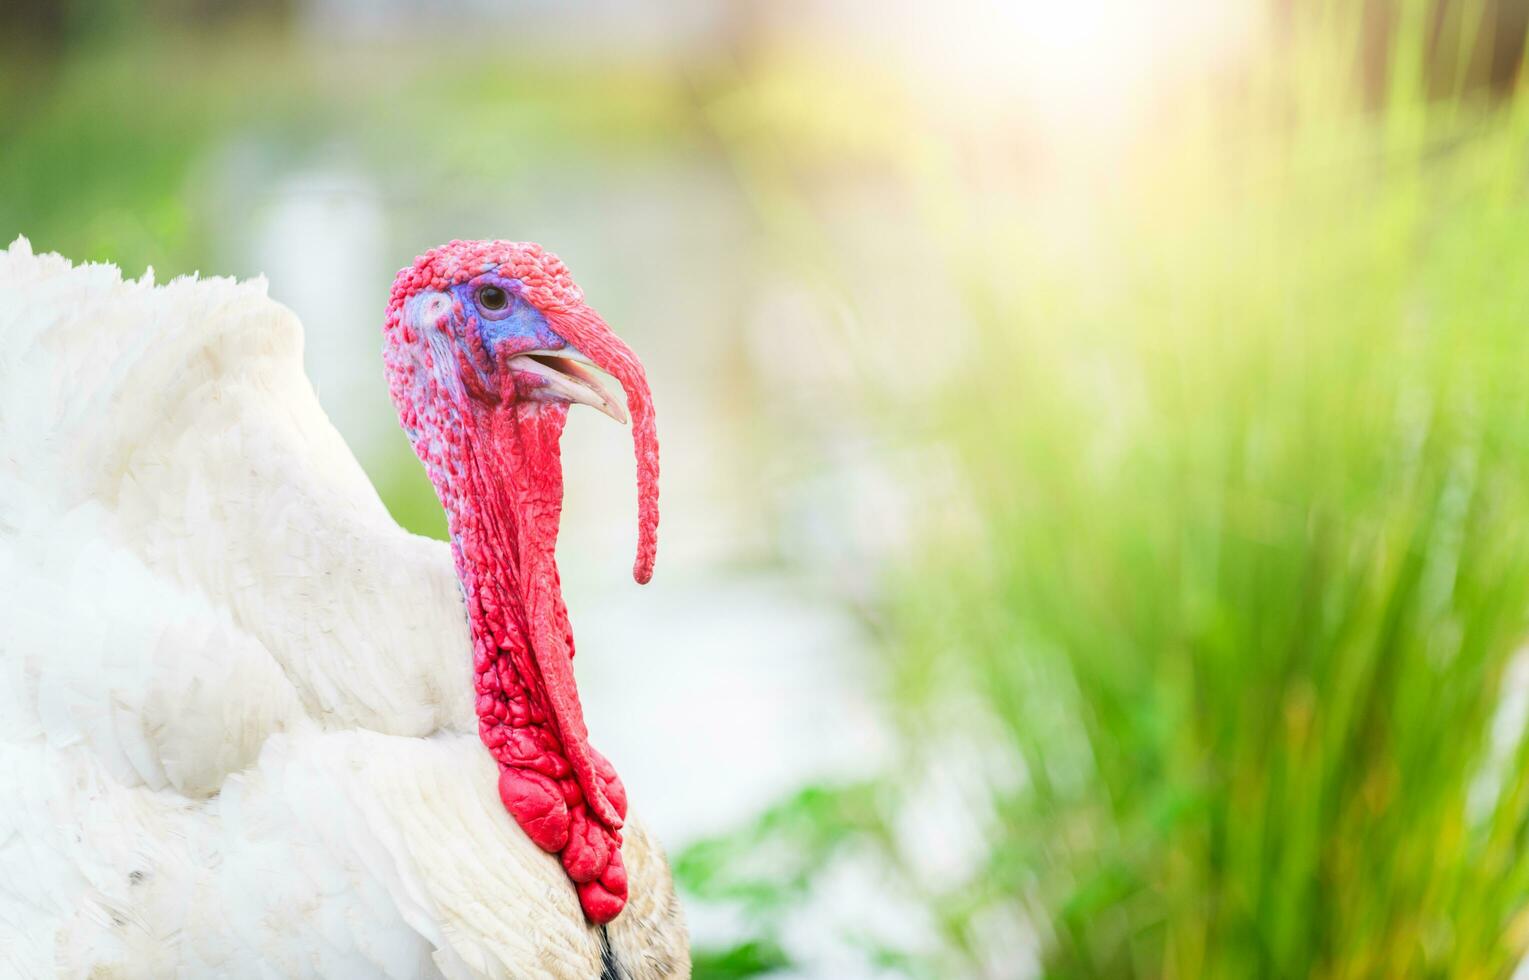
[508,349,629,424]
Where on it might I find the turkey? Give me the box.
[0,236,690,979]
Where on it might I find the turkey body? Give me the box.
[0,239,689,979]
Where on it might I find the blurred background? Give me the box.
[10,0,1529,976]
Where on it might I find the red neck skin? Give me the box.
[445,401,629,923]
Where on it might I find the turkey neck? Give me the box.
[444,402,623,833]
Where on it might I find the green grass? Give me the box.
[679,3,1529,977]
[906,129,1529,977]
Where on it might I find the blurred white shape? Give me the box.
[253,166,391,463]
[576,574,889,845]
[1468,647,1529,826]
[970,900,1043,980]
[777,850,940,980]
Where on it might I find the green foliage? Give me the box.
[678,783,932,979]
[686,3,1529,977]
[679,783,894,914]
[690,940,792,980]
[2,45,213,276]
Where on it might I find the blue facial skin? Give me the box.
[450,271,569,364]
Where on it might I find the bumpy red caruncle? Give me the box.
[382,241,659,923]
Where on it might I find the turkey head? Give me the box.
[382,240,659,923]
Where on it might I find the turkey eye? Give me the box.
[477,285,509,311]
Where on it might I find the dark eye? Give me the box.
[477,285,509,311]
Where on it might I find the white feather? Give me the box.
[0,238,689,979]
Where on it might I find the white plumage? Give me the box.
[0,238,689,979]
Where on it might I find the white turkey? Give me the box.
[0,236,690,979]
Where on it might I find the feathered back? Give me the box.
[0,239,687,979]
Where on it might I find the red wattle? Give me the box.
[498,767,570,852]
[456,405,628,921]
[577,848,629,924]
[562,806,612,883]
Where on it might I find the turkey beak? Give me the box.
[510,349,629,424]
